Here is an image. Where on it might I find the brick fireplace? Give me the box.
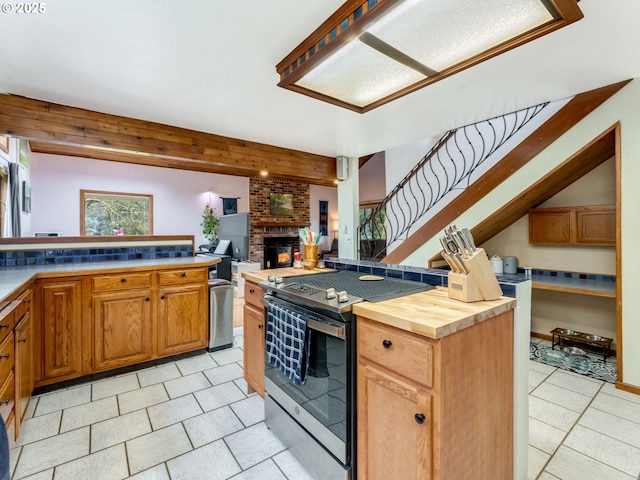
[248,177,310,268]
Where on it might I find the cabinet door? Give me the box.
[38,281,83,382]
[15,312,33,427]
[529,209,571,244]
[157,284,207,356]
[93,290,153,370]
[243,304,264,396]
[357,360,432,480]
[576,207,615,245]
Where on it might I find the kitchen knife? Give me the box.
[441,251,458,272]
[451,253,468,273]
[462,228,477,251]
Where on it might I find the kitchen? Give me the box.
[2,1,640,479]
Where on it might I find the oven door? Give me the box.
[262,296,351,465]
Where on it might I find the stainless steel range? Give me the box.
[260,270,432,480]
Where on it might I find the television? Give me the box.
[218,212,250,262]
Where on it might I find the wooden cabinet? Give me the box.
[157,270,208,357]
[92,289,153,371]
[0,286,34,441]
[243,280,265,396]
[14,309,33,428]
[36,280,83,385]
[357,312,514,480]
[529,205,615,245]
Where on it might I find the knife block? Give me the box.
[447,272,483,302]
[448,248,502,302]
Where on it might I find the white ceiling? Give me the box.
[0,0,638,159]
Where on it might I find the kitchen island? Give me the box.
[242,267,519,479]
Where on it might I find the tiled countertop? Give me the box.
[0,256,219,302]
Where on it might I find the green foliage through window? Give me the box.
[82,191,152,236]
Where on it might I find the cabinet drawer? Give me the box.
[158,268,207,286]
[16,289,33,321]
[358,319,433,387]
[93,273,153,291]
[0,301,17,344]
[0,332,15,384]
[0,370,14,422]
[244,282,263,309]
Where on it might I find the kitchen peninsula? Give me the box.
[0,248,217,445]
[242,265,521,479]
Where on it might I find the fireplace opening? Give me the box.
[265,246,293,269]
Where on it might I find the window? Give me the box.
[81,190,153,236]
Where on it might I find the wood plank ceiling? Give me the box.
[0,95,339,186]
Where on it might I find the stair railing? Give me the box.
[358,102,550,261]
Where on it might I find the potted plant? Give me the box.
[201,204,219,245]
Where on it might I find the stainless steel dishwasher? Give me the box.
[207,279,234,352]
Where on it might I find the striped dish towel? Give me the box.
[266,302,310,386]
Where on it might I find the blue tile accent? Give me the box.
[357,265,372,274]
[354,6,363,21]
[403,271,421,282]
[340,18,349,31]
[386,269,403,279]
[0,243,194,268]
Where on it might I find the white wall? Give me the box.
[359,152,386,203]
[30,153,249,245]
[309,184,338,253]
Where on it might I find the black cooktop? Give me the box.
[281,270,433,303]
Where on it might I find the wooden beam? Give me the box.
[0,94,339,186]
[383,79,630,265]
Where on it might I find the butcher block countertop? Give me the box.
[243,267,516,340]
[353,287,516,340]
[242,267,330,283]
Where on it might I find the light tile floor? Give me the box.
[528,337,640,480]
[8,332,640,479]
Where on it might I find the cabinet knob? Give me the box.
[382,339,392,349]
[120,278,126,283]
[415,413,426,424]
[145,297,150,302]
[18,338,27,343]
[0,399,9,406]
[160,295,166,300]
[0,353,9,360]
[181,272,186,277]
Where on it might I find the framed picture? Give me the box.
[269,193,294,215]
[18,139,28,168]
[0,136,8,154]
[22,181,31,213]
[222,197,238,215]
[81,190,153,236]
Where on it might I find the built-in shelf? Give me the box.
[530,274,616,298]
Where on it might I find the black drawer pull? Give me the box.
[382,339,392,349]
[181,272,186,277]
[0,353,9,360]
[121,278,127,283]
[258,324,263,330]
[249,288,255,294]
[0,324,8,330]
[22,298,31,303]
[18,338,27,343]
[0,399,9,406]
[415,413,426,424]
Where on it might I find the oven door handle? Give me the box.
[261,297,345,339]
[307,318,344,339]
